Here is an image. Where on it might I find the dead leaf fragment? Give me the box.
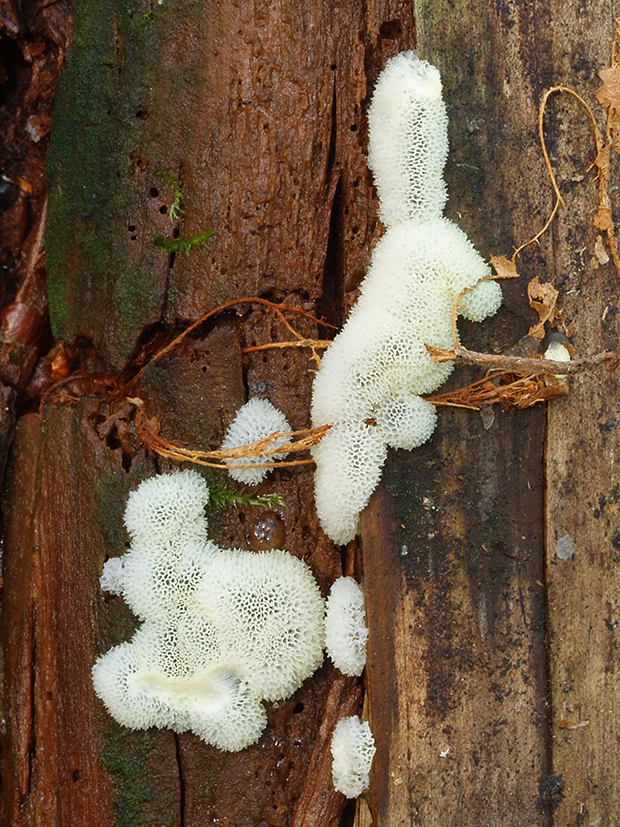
[595,65,620,112]
[593,144,611,178]
[594,234,610,265]
[557,718,590,730]
[490,255,519,280]
[596,22,620,157]
[594,205,614,232]
[427,368,569,412]
[16,177,33,194]
[527,277,560,339]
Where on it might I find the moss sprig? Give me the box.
[208,484,286,510]
[154,230,214,254]
[155,171,184,222]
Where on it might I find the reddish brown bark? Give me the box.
[2,0,620,825]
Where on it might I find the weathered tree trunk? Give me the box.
[362,1,620,825]
[1,0,620,825]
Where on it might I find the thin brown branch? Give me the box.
[427,343,619,375]
[135,404,329,470]
[242,339,331,355]
[141,297,335,378]
[17,196,48,302]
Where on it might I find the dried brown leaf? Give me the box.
[527,276,560,339]
[593,144,611,178]
[490,255,519,279]
[595,65,620,112]
[427,369,569,412]
[594,205,614,231]
[594,234,611,265]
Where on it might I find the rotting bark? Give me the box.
[44,0,414,369]
[361,1,620,826]
[3,0,412,825]
[543,5,620,821]
[3,0,620,826]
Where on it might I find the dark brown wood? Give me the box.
[543,5,620,820]
[44,0,414,368]
[363,406,549,825]
[359,1,620,825]
[3,408,121,826]
[3,0,620,825]
[292,674,362,827]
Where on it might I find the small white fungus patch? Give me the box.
[221,397,291,485]
[99,557,125,596]
[331,715,376,798]
[325,577,368,677]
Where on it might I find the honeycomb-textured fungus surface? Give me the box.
[93,472,325,752]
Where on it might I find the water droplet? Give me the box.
[247,510,286,550]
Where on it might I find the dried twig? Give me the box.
[18,196,48,303]
[242,339,331,355]
[138,297,335,380]
[135,402,329,470]
[427,369,569,411]
[427,343,618,375]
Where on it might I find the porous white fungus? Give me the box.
[99,556,125,596]
[367,51,447,226]
[124,469,209,547]
[311,423,387,546]
[221,397,291,485]
[93,471,325,752]
[331,715,376,798]
[544,340,571,363]
[196,548,325,701]
[311,52,502,544]
[459,278,504,323]
[375,394,437,451]
[325,577,368,676]
[119,537,219,622]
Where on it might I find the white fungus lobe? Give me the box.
[367,51,447,225]
[99,556,125,596]
[331,716,376,798]
[311,51,502,544]
[221,397,291,485]
[459,278,504,323]
[544,339,571,363]
[325,577,368,676]
[93,471,325,752]
[311,423,387,546]
[374,394,437,451]
[124,468,210,547]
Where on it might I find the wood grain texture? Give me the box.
[362,406,549,825]
[543,3,620,823]
[359,1,620,825]
[5,0,620,825]
[45,0,414,368]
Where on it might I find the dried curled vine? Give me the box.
[425,25,620,411]
[125,297,334,470]
[135,401,329,471]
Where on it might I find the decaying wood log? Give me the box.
[2,0,620,824]
[3,0,414,820]
[543,8,620,818]
[360,1,620,825]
